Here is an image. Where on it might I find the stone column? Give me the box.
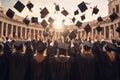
[104,27,106,39]
[91,28,93,40]
[16,26,18,36]
[5,23,8,37]
[11,25,13,35]
[25,28,27,39]
[1,22,3,36]
[33,29,35,39]
[20,27,23,39]
[116,23,119,38]
[113,24,116,38]
[109,26,111,39]
[37,30,39,39]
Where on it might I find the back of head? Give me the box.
[83,41,92,51]
[57,42,69,56]
[13,41,24,51]
[35,40,46,54]
[103,42,116,52]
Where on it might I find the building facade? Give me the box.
[72,0,120,40]
[0,0,120,40]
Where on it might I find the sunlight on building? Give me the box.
[53,19,63,30]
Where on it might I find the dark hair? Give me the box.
[83,45,91,51]
[36,40,46,54]
[83,41,91,51]
[58,48,66,56]
[15,44,23,51]
[104,45,112,52]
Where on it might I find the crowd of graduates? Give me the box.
[0,31,120,80]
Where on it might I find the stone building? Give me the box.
[73,0,120,40]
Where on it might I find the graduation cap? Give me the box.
[48,17,54,24]
[41,20,48,28]
[96,25,102,33]
[111,39,116,43]
[97,16,103,22]
[14,1,25,13]
[84,24,91,33]
[92,6,99,15]
[78,1,88,13]
[26,1,34,12]
[116,39,120,45]
[31,17,38,23]
[109,12,119,21]
[71,17,76,23]
[61,7,69,16]
[83,41,92,51]
[75,21,82,28]
[54,3,60,11]
[74,9,79,15]
[35,40,46,53]
[81,14,85,21]
[58,42,69,50]
[6,8,15,19]
[3,42,12,52]
[116,27,120,33]
[69,30,76,40]
[104,42,116,52]
[13,41,24,51]
[40,7,49,18]
[23,16,30,25]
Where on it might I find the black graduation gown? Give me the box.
[69,45,76,57]
[75,53,95,80]
[24,41,34,80]
[31,55,49,80]
[115,46,120,78]
[0,53,7,80]
[100,52,119,80]
[9,51,26,80]
[49,56,72,80]
[3,42,13,80]
[92,41,104,80]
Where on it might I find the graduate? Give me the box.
[24,41,34,80]
[115,40,120,78]
[31,40,49,80]
[49,41,73,80]
[75,41,95,80]
[47,35,58,56]
[92,40,103,80]
[0,42,7,80]
[3,40,13,80]
[9,41,26,80]
[101,42,119,80]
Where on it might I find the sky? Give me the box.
[1,0,108,26]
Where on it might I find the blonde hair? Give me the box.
[106,51,115,62]
[34,49,47,63]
